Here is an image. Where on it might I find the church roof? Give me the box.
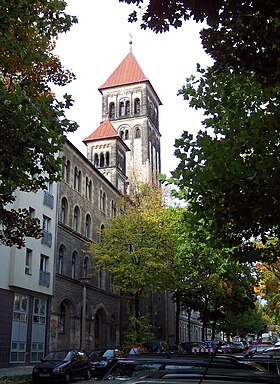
[83,116,130,151]
[83,117,119,143]
[99,49,148,90]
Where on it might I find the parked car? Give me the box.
[143,340,170,353]
[89,348,122,378]
[244,344,272,358]
[261,346,280,356]
[180,341,208,354]
[102,354,260,381]
[123,346,148,355]
[32,349,91,384]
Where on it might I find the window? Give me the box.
[94,153,99,166]
[29,207,35,219]
[62,157,70,183]
[105,152,110,166]
[109,102,115,118]
[100,153,104,167]
[31,343,44,362]
[119,101,125,116]
[58,245,65,274]
[40,255,48,272]
[33,298,46,324]
[74,167,81,191]
[135,127,141,139]
[60,197,68,224]
[134,98,140,114]
[71,252,77,279]
[10,342,26,363]
[85,214,91,238]
[124,129,129,140]
[85,177,92,201]
[42,216,52,247]
[25,248,32,275]
[83,256,89,278]
[58,304,66,334]
[111,200,116,217]
[13,294,28,322]
[73,206,80,231]
[100,191,106,213]
[125,100,130,116]
[39,255,50,286]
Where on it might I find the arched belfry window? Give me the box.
[135,127,141,139]
[125,130,129,140]
[94,153,99,166]
[119,101,125,117]
[134,98,140,114]
[125,100,130,116]
[100,153,104,167]
[109,102,115,118]
[105,152,110,166]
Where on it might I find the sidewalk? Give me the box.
[0,365,34,378]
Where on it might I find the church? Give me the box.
[0,46,206,367]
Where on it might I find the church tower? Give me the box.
[98,44,162,193]
[83,115,130,195]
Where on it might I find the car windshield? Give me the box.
[44,351,72,361]
[102,349,115,358]
[106,362,162,380]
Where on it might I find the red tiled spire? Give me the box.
[99,49,148,90]
[83,115,119,143]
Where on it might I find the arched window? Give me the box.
[85,214,91,238]
[124,130,129,140]
[120,130,124,140]
[94,153,99,166]
[119,101,125,116]
[125,100,130,116]
[83,256,89,278]
[73,206,80,231]
[86,178,92,201]
[71,251,77,279]
[109,102,115,118]
[105,152,110,166]
[100,153,104,167]
[60,197,68,224]
[100,224,105,242]
[61,156,67,180]
[111,200,116,217]
[58,304,66,334]
[135,127,141,139]
[134,98,140,114]
[74,167,79,190]
[58,245,65,274]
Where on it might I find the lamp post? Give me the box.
[80,276,90,350]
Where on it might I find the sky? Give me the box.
[54,0,212,176]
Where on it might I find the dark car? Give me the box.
[244,344,272,358]
[143,340,170,354]
[32,349,91,384]
[89,348,122,378]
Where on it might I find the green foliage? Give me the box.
[122,315,156,346]
[121,0,279,86]
[0,0,78,247]
[87,184,178,317]
[220,307,266,338]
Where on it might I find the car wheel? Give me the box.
[64,372,71,384]
[84,368,91,380]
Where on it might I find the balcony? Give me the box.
[43,191,54,209]
[39,270,50,287]
[41,230,52,247]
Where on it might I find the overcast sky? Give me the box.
[54,0,212,176]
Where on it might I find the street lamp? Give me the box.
[80,276,90,350]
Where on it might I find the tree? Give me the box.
[122,0,280,259]
[87,184,178,322]
[0,0,78,247]
[169,68,280,259]
[120,0,279,86]
[173,209,257,340]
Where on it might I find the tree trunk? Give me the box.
[174,291,181,346]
